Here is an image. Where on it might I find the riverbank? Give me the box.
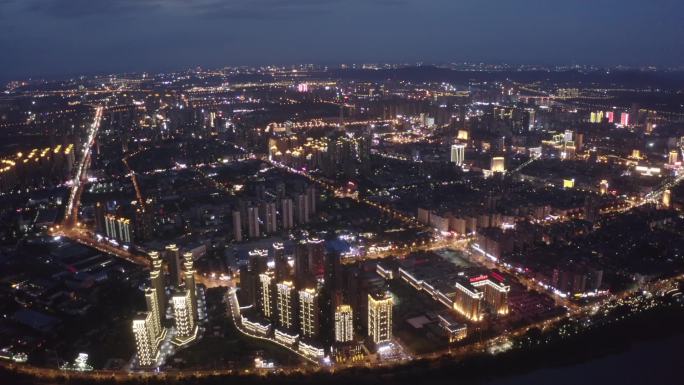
[1,300,682,385]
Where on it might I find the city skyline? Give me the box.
[1,2,684,384]
[2,0,684,80]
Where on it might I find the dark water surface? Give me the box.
[487,333,684,385]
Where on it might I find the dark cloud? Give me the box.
[6,0,396,19]
[16,0,166,18]
[189,0,342,20]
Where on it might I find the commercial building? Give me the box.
[663,189,672,208]
[491,156,505,173]
[438,314,467,343]
[469,273,510,316]
[390,254,509,322]
[669,150,679,165]
[453,280,484,322]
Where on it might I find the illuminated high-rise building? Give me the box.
[118,217,132,243]
[620,112,630,126]
[298,287,320,339]
[491,156,505,173]
[171,290,198,346]
[669,150,679,165]
[104,214,116,240]
[104,214,132,243]
[334,304,354,343]
[258,272,275,319]
[132,312,160,368]
[599,180,609,195]
[663,189,672,208]
[453,281,483,322]
[182,252,197,320]
[469,274,510,316]
[148,251,166,319]
[144,288,165,344]
[367,292,393,345]
[450,143,465,166]
[276,281,296,330]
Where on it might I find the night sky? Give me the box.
[1,0,683,79]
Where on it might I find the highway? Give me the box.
[50,226,151,267]
[64,106,103,226]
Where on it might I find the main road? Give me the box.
[64,106,103,225]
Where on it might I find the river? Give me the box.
[487,333,684,385]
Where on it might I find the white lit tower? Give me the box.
[148,251,166,318]
[132,312,160,368]
[258,272,275,319]
[368,292,393,345]
[334,304,354,343]
[451,143,465,166]
[276,281,296,330]
[171,290,198,346]
[298,287,320,339]
[144,288,166,344]
[182,252,197,320]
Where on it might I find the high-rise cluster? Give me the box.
[238,239,391,360]
[232,185,317,242]
[132,246,199,368]
[132,251,167,368]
